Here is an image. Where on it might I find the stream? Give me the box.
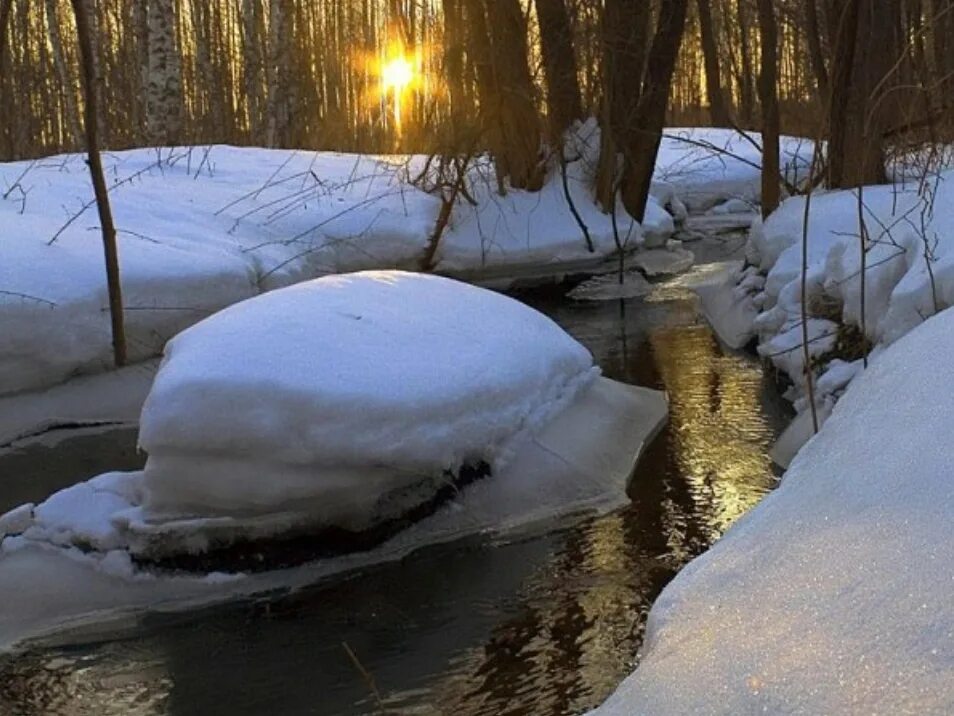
[0,256,790,716]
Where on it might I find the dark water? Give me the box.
[0,271,789,716]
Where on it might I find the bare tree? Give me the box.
[697,0,730,126]
[70,0,127,367]
[620,0,691,221]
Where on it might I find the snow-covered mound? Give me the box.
[135,271,597,542]
[0,375,667,650]
[592,304,954,715]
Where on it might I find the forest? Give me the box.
[1,2,953,715]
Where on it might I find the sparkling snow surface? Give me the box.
[593,306,954,715]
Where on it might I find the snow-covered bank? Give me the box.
[592,304,954,716]
[734,170,954,438]
[1,127,811,398]
[0,272,668,649]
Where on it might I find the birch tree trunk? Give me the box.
[266,0,295,147]
[145,0,183,145]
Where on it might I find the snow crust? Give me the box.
[137,271,597,527]
[592,306,954,715]
[653,129,813,212]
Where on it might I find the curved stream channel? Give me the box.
[0,258,790,716]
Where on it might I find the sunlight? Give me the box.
[379,46,417,134]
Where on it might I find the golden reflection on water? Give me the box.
[651,324,777,544]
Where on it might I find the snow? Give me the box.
[736,171,954,447]
[137,271,597,532]
[591,305,954,715]
[0,376,667,650]
[0,360,157,448]
[0,139,662,399]
[653,129,814,212]
[1,127,814,400]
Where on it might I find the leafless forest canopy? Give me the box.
[0,0,952,194]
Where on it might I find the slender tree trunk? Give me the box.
[242,0,265,143]
[737,0,756,124]
[620,0,690,220]
[145,0,183,145]
[534,0,583,140]
[46,0,83,148]
[266,0,294,147]
[0,0,13,70]
[757,0,780,216]
[805,0,830,102]
[69,0,127,367]
[697,0,730,126]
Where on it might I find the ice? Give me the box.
[567,271,653,302]
[591,305,954,715]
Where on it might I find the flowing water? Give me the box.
[0,262,790,716]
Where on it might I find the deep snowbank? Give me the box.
[0,141,657,398]
[593,304,954,715]
[138,271,596,531]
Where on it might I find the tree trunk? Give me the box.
[534,0,583,140]
[69,0,127,367]
[620,0,690,221]
[465,0,544,191]
[0,0,10,65]
[242,0,265,144]
[736,0,756,125]
[828,0,896,188]
[596,0,652,210]
[697,0,730,126]
[266,0,295,147]
[805,0,830,103]
[145,0,183,145]
[45,0,84,149]
[757,0,780,216]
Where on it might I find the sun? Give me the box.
[381,56,414,94]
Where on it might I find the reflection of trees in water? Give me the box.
[0,650,171,716]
